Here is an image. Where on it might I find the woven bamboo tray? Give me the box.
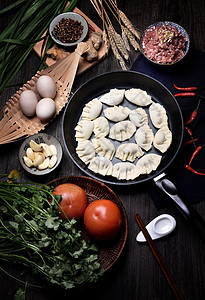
[47,176,128,271]
[0,42,89,145]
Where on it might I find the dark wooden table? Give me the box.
[1,1,205,299]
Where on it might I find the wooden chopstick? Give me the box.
[134,213,184,300]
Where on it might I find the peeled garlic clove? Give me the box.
[26,147,35,161]
[34,152,45,167]
[30,140,42,152]
[49,155,57,168]
[40,143,51,157]
[23,156,33,167]
[38,157,50,170]
[49,144,57,156]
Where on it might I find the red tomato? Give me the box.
[84,199,122,241]
[52,183,87,220]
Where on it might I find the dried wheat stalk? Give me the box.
[122,27,130,52]
[89,0,140,69]
[122,25,140,51]
[107,26,127,70]
[118,9,140,40]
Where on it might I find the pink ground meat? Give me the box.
[142,24,188,64]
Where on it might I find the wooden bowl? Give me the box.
[47,175,128,271]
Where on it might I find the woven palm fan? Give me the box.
[0,42,89,145]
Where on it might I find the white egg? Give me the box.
[36,75,56,99]
[36,98,56,122]
[19,90,38,117]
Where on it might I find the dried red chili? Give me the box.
[185,126,193,137]
[174,92,197,98]
[184,99,201,125]
[188,145,203,166]
[183,138,198,147]
[185,165,205,175]
[173,84,197,91]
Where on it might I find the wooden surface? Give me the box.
[0,1,205,299]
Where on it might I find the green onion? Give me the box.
[0,0,79,94]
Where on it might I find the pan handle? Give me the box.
[153,172,205,241]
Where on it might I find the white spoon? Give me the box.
[136,214,176,242]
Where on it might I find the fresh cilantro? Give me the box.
[0,181,104,291]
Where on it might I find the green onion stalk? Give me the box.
[0,0,79,94]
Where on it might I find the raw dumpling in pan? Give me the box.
[104,105,130,122]
[76,140,95,164]
[125,88,152,106]
[135,124,154,151]
[99,88,125,106]
[109,120,136,141]
[136,153,162,175]
[116,143,144,162]
[93,117,110,138]
[153,125,172,153]
[75,120,94,142]
[81,98,102,120]
[88,156,113,176]
[92,137,115,160]
[149,102,168,128]
[129,108,148,127]
[112,162,140,180]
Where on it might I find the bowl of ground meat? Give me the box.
[140,21,190,65]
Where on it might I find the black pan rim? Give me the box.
[62,70,184,186]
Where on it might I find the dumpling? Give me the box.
[75,120,93,142]
[104,105,130,122]
[93,117,109,138]
[109,120,136,141]
[136,153,162,174]
[153,125,172,153]
[92,137,115,160]
[112,162,140,180]
[99,88,125,106]
[76,140,95,164]
[129,108,148,127]
[125,88,152,106]
[149,102,168,128]
[135,124,154,151]
[81,98,102,120]
[88,156,113,176]
[116,143,144,162]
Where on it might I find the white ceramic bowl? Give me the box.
[19,133,63,176]
[140,21,190,66]
[49,12,88,47]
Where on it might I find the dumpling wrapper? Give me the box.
[153,125,172,153]
[76,140,95,164]
[88,156,113,176]
[129,108,148,127]
[136,153,162,175]
[125,88,152,106]
[92,137,115,160]
[75,120,93,142]
[116,143,144,162]
[93,117,109,138]
[81,98,102,120]
[109,120,136,141]
[99,88,125,106]
[112,162,140,180]
[149,102,168,128]
[135,124,154,151]
[104,105,130,122]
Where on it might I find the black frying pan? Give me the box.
[62,71,205,239]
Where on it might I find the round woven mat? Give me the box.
[47,175,128,271]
